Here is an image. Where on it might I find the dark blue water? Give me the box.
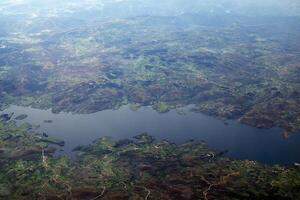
[2,105,300,165]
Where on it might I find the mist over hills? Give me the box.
[1,0,299,36]
[1,0,300,18]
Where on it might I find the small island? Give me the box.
[14,114,28,120]
[43,120,53,123]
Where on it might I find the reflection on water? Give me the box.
[2,105,300,165]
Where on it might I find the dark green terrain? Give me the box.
[0,121,300,200]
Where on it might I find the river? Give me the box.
[2,105,300,165]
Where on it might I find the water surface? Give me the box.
[2,105,300,165]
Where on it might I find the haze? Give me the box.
[0,0,300,199]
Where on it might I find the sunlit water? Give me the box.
[2,105,300,165]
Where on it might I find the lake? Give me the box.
[2,105,300,165]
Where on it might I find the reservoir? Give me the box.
[2,105,300,165]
